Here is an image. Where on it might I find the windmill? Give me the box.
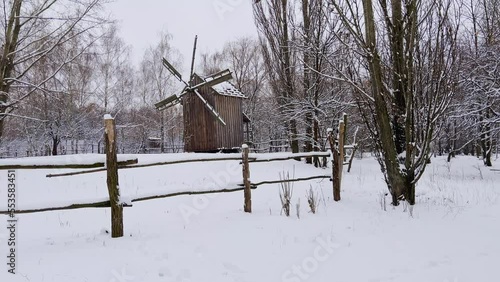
[154,36,250,152]
[155,36,233,126]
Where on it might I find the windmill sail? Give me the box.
[154,94,180,110]
[197,69,233,88]
[162,58,183,83]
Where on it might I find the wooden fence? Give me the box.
[0,114,353,238]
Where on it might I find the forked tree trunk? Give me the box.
[363,0,407,205]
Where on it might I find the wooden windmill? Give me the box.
[155,36,250,152]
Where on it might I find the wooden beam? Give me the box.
[131,187,253,203]
[0,159,137,170]
[249,152,330,163]
[0,201,133,215]
[47,157,248,178]
[251,175,331,186]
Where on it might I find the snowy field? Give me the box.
[0,154,499,282]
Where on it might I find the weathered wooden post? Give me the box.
[242,144,252,213]
[328,128,341,201]
[338,120,345,185]
[343,113,348,159]
[104,114,123,238]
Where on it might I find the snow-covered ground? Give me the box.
[0,154,499,282]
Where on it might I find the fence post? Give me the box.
[343,113,348,159]
[328,128,341,201]
[104,114,123,238]
[242,144,252,213]
[338,120,345,186]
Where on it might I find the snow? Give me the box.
[0,155,499,282]
[211,81,246,98]
[104,114,113,120]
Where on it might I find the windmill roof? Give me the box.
[211,81,246,98]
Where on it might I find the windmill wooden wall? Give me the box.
[183,74,244,152]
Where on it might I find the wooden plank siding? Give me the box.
[215,95,244,149]
[183,74,244,152]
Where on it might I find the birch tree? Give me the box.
[138,31,183,153]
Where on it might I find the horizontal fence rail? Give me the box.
[0,158,138,170]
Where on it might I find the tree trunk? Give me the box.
[313,117,320,167]
[363,0,407,205]
[0,0,22,139]
[390,0,407,156]
[305,112,313,163]
[290,119,300,155]
[52,136,60,156]
[302,0,313,164]
[482,109,492,167]
[404,170,416,205]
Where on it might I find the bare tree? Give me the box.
[222,37,268,146]
[138,30,183,153]
[94,25,133,113]
[254,0,301,154]
[0,0,107,139]
[296,0,351,166]
[327,0,462,205]
[457,0,500,166]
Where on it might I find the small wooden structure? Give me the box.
[154,36,250,153]
[183,74,249,152]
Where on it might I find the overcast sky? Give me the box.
[107,0,258,72]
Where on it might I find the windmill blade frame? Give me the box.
[154,93,182,110]
[189,35,198,79]
[162,58,184,84]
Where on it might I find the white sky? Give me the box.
[106,0,258,72]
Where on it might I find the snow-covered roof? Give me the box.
[211,81,246,98]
